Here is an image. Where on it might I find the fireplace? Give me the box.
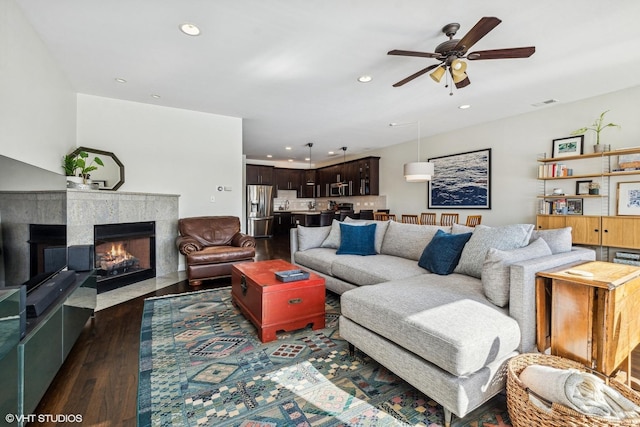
[94,221,156,293]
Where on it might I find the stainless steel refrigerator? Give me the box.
[247,185,274,237]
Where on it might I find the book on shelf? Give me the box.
[613,257,640,267]
[538,163,570,178]
[615,251,640,260]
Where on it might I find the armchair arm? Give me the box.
[176,236,203,255]
[231,232,256,248]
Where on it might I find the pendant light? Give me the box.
[306,142,315,186]
[340,146,347,184]
[391,122,434,182]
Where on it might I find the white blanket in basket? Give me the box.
[520,364,640,419]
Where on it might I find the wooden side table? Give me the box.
[536,261,640,384]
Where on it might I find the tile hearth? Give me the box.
[95,270,187,311]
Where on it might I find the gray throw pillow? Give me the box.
[530,227,572,254]
[297,225,331,251]
[452,223,475,234]
[454,224,535,278]
[320,219,342,248]
[482,238,552,307]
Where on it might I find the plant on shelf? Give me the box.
[570,110,621,150]
[62,151,104,184]
[588,181,600,195]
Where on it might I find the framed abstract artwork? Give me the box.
[617,181,640,215]
[551,135,584,158]
[428,148,491,209]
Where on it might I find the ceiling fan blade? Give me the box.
[453,17,501,53]
[467,46,536,60]
[387,49,441,59]
[392,63,440,87]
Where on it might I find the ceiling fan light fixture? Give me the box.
[430,66,446,83]
[404,162,434,182]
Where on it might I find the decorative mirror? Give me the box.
[70,147,125,190]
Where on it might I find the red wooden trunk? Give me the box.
[231,259,326,342]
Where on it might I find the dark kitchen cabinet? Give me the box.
[274,168,304,195]
[357,157,380,195]
[273,212,295,235]
[246,164,274,185]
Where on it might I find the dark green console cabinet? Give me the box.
[0,272,96,425]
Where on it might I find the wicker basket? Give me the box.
[507,353,640,427]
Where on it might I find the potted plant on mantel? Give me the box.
[571,110,621,153]
[62,150,104,188]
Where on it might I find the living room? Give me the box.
[2,1,640,426]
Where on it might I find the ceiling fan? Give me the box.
[388,17,535,91]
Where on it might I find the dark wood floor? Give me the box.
[30,233,640,425]
[30,234,290,427]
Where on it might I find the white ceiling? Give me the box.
[15,0,640,163]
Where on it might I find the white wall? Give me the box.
[76,94,243,220]
[0,0,76,171]
[369,85,640,226]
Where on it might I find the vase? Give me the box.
[589,188,599,195]
[594,144,604,153]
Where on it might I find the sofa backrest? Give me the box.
[380,221,451,261]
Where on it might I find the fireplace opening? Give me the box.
[94,221,156,293]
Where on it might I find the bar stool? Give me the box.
[440,213,459,226]
[401,214,419,224]
[420,212,436,225]
[465,215,482,227]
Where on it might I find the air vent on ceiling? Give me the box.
[531,99,560,107]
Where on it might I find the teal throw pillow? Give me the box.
[336,223,377,256]
[418,229,472,275]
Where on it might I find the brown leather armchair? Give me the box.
[176,216,256,286]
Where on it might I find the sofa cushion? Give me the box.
[320,219,342,248]
[530,227,572,254]
[344,217,390,253]
[418,230,472,275]
[297,225,331,251]
[293,247,340,276]
[482,238,552,307]
[340,275,521,377]
[331,255,428,286]
[380,221,451,261]
[454,224,535,278]
[336,223,377,256]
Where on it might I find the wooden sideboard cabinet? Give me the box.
[536,214,602,246]
[602,216,640,249]
[536,261,640,382]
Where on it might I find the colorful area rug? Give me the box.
[137,287,511,426]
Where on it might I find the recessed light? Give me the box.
[328,151,335,155]
[115,78,127,83]
[285,147,292,150]
[288,159,293,162]
[266,154,273,158]
[151,94,161,99]
[458,104,471,109]
[179,23,201,36]
[358,75,372,83]
[305,157,310,161]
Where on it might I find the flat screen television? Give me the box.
[0,155,68,293]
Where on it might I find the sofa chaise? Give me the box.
[290,219,595,426]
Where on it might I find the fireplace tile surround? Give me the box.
[0,189,179,290]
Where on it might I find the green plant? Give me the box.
[571,110,621,145]
[62,151,104,182]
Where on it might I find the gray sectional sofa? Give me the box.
[290,219,595,426]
